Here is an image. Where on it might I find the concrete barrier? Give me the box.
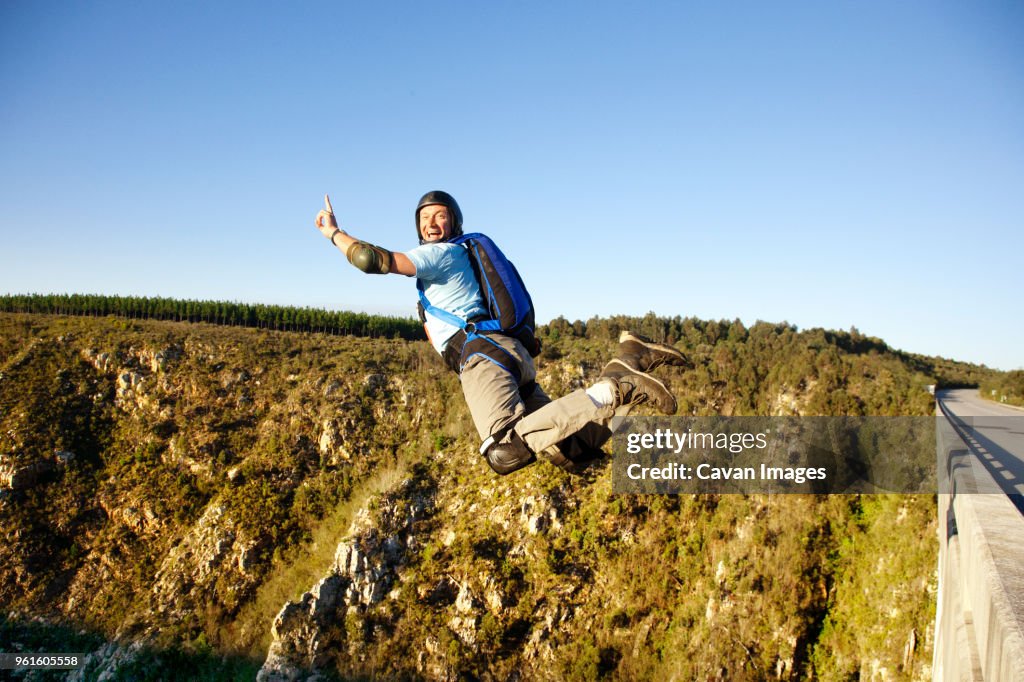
[933,407,1024,681]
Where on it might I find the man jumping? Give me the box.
[314,191,690,474]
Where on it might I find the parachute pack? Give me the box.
[417,233,540,378]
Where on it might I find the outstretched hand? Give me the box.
[315,194,341,239]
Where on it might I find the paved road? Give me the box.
[938,388,1024,504]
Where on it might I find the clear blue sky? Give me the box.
[1,1,1021,370]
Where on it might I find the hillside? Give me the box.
[0,310,1001,680]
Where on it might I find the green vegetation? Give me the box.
[0,307,1013,679]
[0,292,424,338]
[0,313,453,659]
[0,613,263,682]
[229,459,412,658]
[538,314,991,416]
[979,370,1024,408]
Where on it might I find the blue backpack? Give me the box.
[417,233,541,378]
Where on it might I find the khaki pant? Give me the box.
[458,334,629,465]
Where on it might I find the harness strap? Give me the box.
[444,331,522,384]
[417,287,465,329]
[418,257,540,377]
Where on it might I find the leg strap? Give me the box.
[518,380,538,401]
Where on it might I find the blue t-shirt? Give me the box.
[405,242,487,354]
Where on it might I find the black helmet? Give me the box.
[415,190,463,243]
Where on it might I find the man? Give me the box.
[314,191,690,474]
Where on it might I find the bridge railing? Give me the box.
[933,403,1024,681]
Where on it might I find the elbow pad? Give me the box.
[346,241,392,274]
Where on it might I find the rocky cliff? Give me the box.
[0,312,950,680]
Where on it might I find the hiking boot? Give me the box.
[599,359,678,414]
[617,331,692,373]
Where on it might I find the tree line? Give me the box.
[538,312,1006,415]
[0,293,425,340]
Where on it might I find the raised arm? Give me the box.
[314,194,416,276]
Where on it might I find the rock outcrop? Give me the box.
[258,478,433,682]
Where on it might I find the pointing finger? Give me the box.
[324,194,334,214]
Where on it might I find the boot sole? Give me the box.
[618,331,691,368]
[603,359,678,414]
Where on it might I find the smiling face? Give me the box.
[418,204,452,243]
